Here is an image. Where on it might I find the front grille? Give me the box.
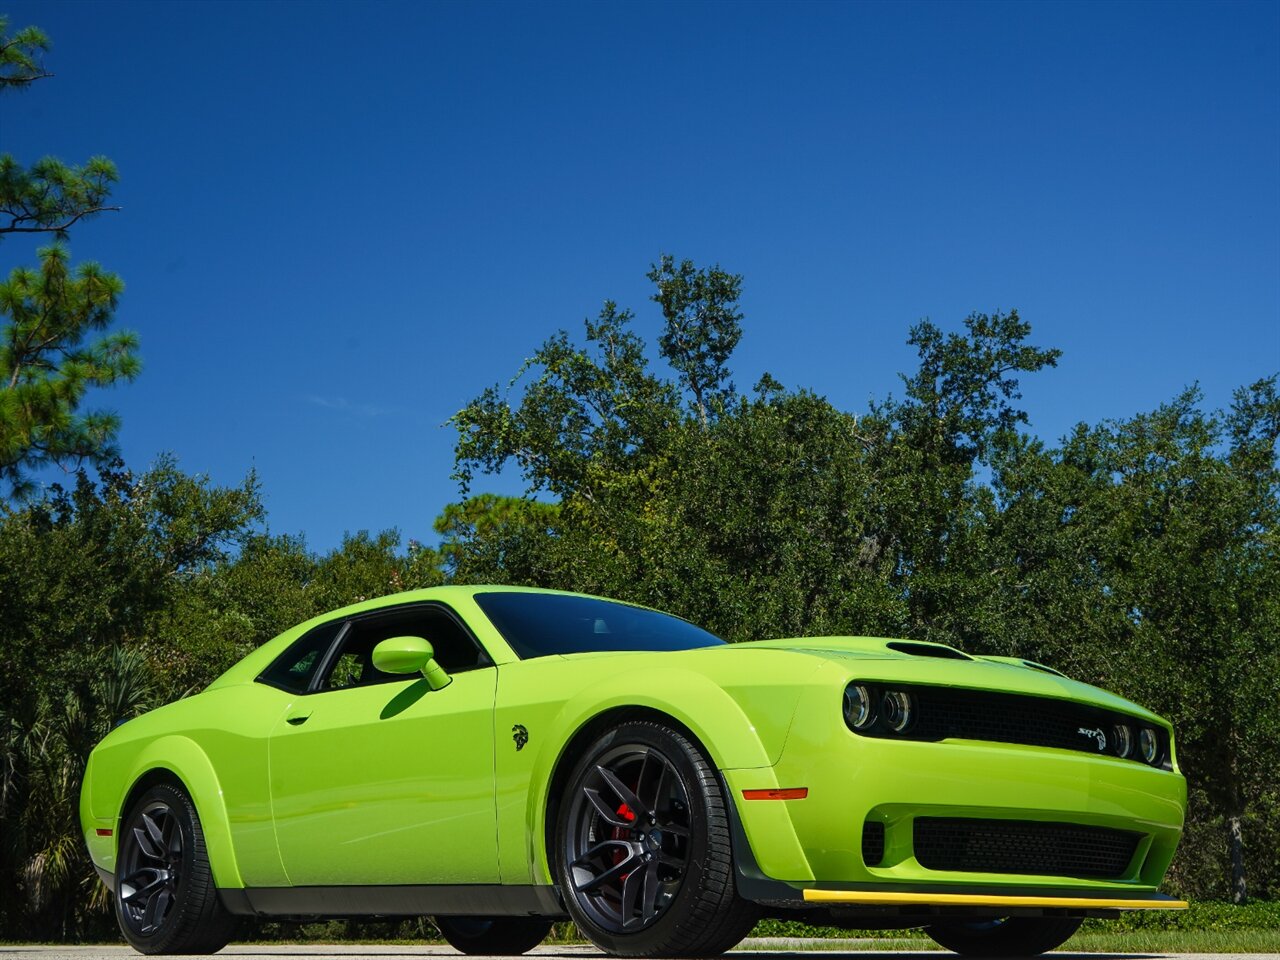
[859,683,1170,767]
[862,821,886,866]
[914,817,1141,879]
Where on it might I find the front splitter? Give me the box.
[801,890,1188,910]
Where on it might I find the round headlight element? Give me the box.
[844,684,875,730]
[1112,723,1132,758]
[881,690,913,732]
[1139,728,1160,764]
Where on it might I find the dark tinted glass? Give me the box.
[320,604,490,691]
[474,592,725,659]
[257,620,343,693]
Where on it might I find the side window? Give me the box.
[257,620,344,694]
[319,604,490,692]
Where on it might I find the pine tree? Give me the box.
[0,17,135,497]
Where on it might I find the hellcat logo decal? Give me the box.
[1078,726,1107,750]
[512,724,529,751]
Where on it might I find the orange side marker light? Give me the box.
[742,788,808,800]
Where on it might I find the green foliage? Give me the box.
[451,299,679,498]
[0,457,264,938]
[0,646,154,938]
[0,17,51,89]
[1,16,130,499]
[0,154,120,240]
[434,493,559,584]
[647,254,744,425]
[0,245,137,497]
[0,17,120,240]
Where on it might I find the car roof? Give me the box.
[203,585,649,691]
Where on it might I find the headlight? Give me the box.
[1139,728,1160,764]
[881,690,913,732]
[844,684,876,730]
[1112,723,1132,758]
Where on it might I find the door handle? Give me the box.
[286,713,311,726]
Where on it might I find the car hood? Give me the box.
[726,635,1167,725]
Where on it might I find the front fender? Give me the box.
[497,652,823,884]
[98,735,243,889]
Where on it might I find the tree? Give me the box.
[1,245,137,497]
[434,493,559,584]
[1,18,120,236]
[864,311,1061,646]
[0,459,264,938]
[647,255,744,426]
[0,17,132,498]
[988,381,1280,901]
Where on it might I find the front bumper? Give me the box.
[723,693,1187,908]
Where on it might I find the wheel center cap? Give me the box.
[647,829,663,848]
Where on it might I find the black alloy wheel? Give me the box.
[118,799,183,936]
[925,916,1083,956]
[114,781,237,954]
[555,721,758,957]
[434,916,554,955]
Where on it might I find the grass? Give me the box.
[738,929,1280,953]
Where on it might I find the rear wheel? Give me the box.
[554,720,759,957]
[114,781,238,954]
[434,916,553,955]
[925,916,1083,956]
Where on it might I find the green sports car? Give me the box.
[82,586,1187,957]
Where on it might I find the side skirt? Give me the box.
[219,884,567,919]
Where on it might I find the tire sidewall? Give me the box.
[434,916,553,955]
[114,783,198,954]
[926,916,1083,956]
[554,721,718,955]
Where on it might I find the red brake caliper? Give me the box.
[609,798,638,872]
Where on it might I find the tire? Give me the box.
[434,916,554,955]
[114,781,239,954]
[553,720,759,957]
[925,917,1083,956]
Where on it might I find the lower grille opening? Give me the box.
[914,817,1141,880]
[862,820,886,866]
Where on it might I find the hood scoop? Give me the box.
[884,641,973,661]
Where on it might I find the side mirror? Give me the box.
[371,636,452,690]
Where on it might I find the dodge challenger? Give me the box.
[80,586,1187,957]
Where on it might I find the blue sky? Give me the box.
[5,0,1278,552]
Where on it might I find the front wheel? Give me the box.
[114,781,238,954]
[434,916,553,955]
[925,916,1083,956]
[554,720,759,957]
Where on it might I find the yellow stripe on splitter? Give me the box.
[801,890,1188,910]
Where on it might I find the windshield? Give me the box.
[473,592,726,659]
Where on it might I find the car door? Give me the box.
[268,602,499,886]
